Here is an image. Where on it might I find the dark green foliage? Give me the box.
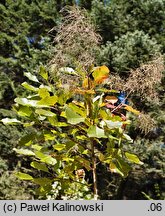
[0,0,59,108]
[0,109,24,171]
[78,0,92,9]
[91,0,165,47]
[0,171,34,200]
[98,30,161,75]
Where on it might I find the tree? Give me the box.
[91,0,165,48]
[0,0,59,108]
[78,0,92,10]
[2,64,144,199]
[98,30,161,75]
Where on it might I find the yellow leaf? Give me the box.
[95,75,109,84]
[92,65,110,74]
[92,65,110,84]
[124,105,140,115]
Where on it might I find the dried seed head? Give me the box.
[137,113,156,134]
[124,55,164,102]
[49,6,101,72]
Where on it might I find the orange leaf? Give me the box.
[92,65,110,85]
[95,74,109,84]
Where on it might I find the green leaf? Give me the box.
[17,106,32,117]
[76,135,87,140]
[82,149,89,155]
[14,97,47,108]
[125,152,144,165]
[53,144,66,151]
[13,148,35,156]
[65,106,85,125]
[38,88,50,98]
[35,151,57,165]
[31,161,49,172]
[23,122,35,127]
[35,185,52,195]
[41,156,57,165]
[99,109,109,119]
[96,151,105,162]
[22,82,39,92]
[68,103,86,117]
[62,157,74,162]
[24,72,39,83]
[87,125,106,138]
[104,120,123,129]
[123,134,133,143]
[15,172,33,180]
[1,118,21,125]
[110,157,131,177]
[19,133,35,146]
[35,109,56,117]
[44,133,55,141]
[31,144,42,151]
[47,116,57,126]
[39,66,48,80]
[37,95,58,106]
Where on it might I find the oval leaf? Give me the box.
[33,178,52,186]
[24,72,39,83]
[53,144,66,151]
[65,106,85,125]
[39,66,48,80]
[37,95,58,106]
[35,152,57,165]
[125,152,144,165]
[17,106,32,117]
[1,118,21,125]
[38,88,50,98]
[13,148,35,156]
[31,161,49,172]
[15,172,33,180]
[35,109,56,117]
[14,97,46,108]
[41,156,57,165]
[22,82,39,92]
[92,65,109,84]
[87,125,106,138]
[104,120,123,129]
